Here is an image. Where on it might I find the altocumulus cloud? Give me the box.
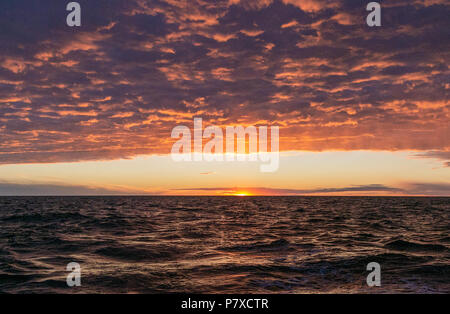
[0,0,449,165]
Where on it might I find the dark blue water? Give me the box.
[0,196,449,293]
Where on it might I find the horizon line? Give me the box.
[0,194,448,197]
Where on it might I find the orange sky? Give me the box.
[0,0,448,195]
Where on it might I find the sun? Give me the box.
[222,190,253,196]
[233,191,251,196]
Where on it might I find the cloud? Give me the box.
[1,181,448,196]
[412,151,450,167]
[402,182,450,196]
[0,182,136,196]
[174,182,450,196]
[282,0,338,12]
[0,0,449,164]
[173,184,404,195]
[229,0,273,11]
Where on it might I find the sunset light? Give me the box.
[233,192,251,197]
[0,0,448,300]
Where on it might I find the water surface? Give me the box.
[0,196,448,293]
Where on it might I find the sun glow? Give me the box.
[233,192,251,196]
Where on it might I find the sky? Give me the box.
[0,0,449,195]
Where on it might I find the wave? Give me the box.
[384,240,448,252]
[95,245,184,262]
[2,212,89,223]
[219,239,291,253]
[0,196,449,293]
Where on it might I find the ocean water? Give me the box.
[0,196,448,294]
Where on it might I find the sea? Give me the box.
[0,196,448,293]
